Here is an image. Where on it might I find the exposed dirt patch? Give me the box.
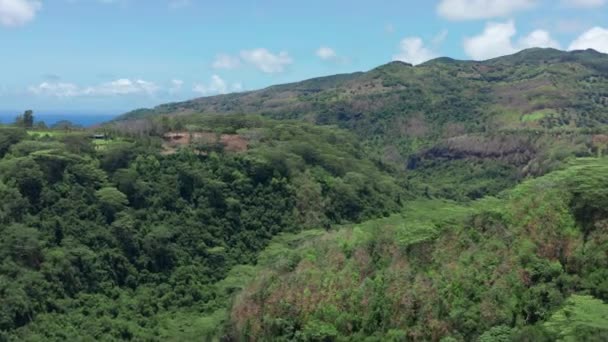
[162,131,248,154]
[220,134,249,152]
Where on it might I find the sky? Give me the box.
[0,0,608,114]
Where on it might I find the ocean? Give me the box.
[0,110,121,127]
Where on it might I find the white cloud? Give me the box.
[84,79,158,96]
[315,46,350,64]
[240,48,293,73]
[0,0,41,27]
[169,79,183,93]
[464,20,515,60]
[518,30,561,49]
[193,75,242,95]
[28,79,160,97]
[561,0,606,8]
[212,48,294,73]
[568,26,608,53]
[316,46,337,60]
[437,0,535,21]
[212,53,242,70]
[465,21,562,60]
[393,37,438,65]
[28,82,81,97]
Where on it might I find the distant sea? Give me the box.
[0,110,121,127]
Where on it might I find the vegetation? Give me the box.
[0,114,403,340]
[2,48,608,340]
[117,48,608,199]
[228,159,608,341]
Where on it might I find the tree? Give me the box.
[96,187,128,222]
[51,120,80,132]
[60,134,95,154]
[0,127,26,157]
[544,295,608,340]
[23,110,34,129]
[15,111,34,128]
[592,134,608,158]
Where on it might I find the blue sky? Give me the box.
[0,0,607,114]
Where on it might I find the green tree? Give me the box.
[23,110,34,129]
[0,127,26,157]
[96,187,128,222]
[545,295,608,341]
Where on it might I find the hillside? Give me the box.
[2,48,608,341]
[119,48,608,132]
[0,119,404,340]
[225,158,608,341]
[116,48,608,200]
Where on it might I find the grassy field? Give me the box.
[92,137,127,150]
[26,130,70,137]
[25,129,125,150]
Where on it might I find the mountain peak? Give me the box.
[420,56,460,66]
[376,60,413,69]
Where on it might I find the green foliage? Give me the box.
[544,295,608,341]
[14,110,34,129]
[0,116,404,340]
[0,127,27,158]
[3,48,608,340]
[229,159,608,341]
[115,49,608,203]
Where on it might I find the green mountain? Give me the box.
[119,48,608,200]
[119,48,608,141]
[1,48,608,341]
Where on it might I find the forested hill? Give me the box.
[117,48,608,201]
[118,48,608,135]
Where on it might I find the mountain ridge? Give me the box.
[117,48,608,122]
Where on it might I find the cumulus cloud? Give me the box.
[463,20,517,60]
[193,75,242,95]
[437,0,535,21]
[28,79,160,97]
[392,37,438,65]
[240,48,293,73]
[464,21,560,60]
[518,30,561,49]
[316,47,337,60]
[568,27,608,53]
[561,0,606,7]
[315,46,350,64]
[212,54,242,70]
[0,0,41,27]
